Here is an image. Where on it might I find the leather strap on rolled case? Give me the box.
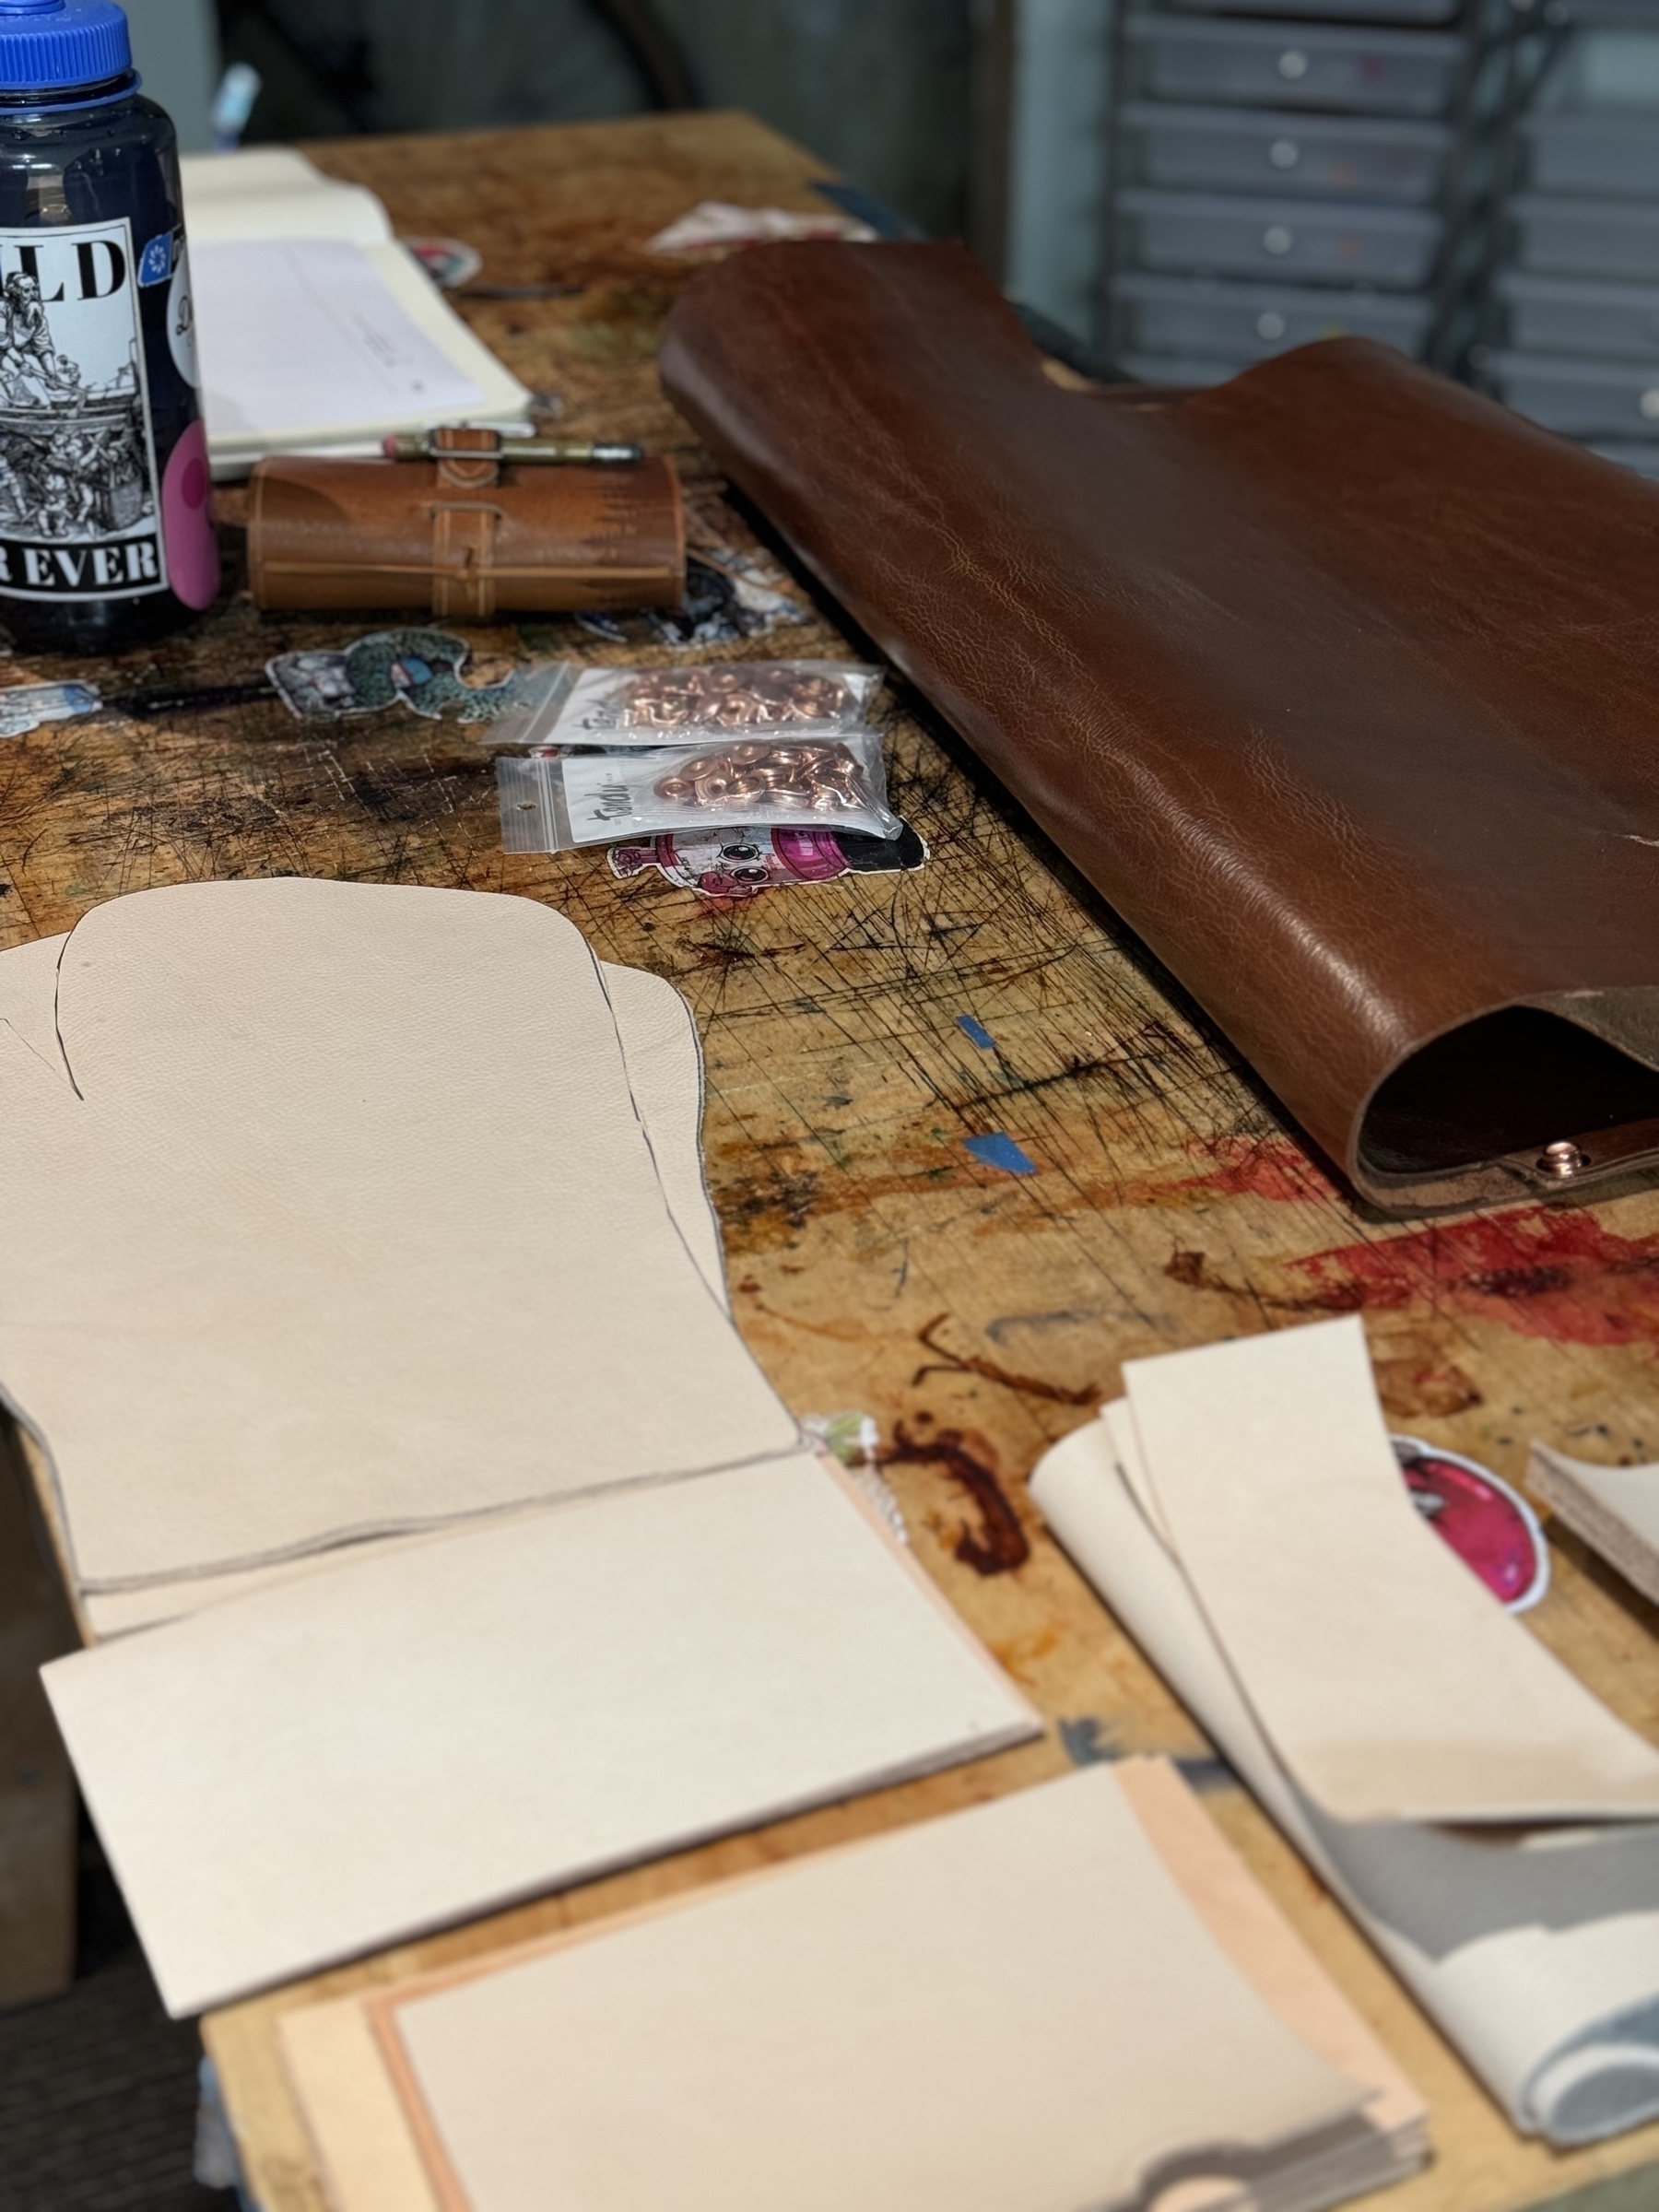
[246,450,684,615]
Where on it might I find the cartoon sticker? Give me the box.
[266,629,541,724]
[608,821,926,900]
[1392,1435,1550,1612]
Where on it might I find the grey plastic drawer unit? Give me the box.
[1497,269,1659,360]
[1589,440,1659,477]
[1160,0,1458,19]
[1511,194,1659,282]
[1121,102,1450,203]
[1113,272,1433,358]
[1120,351,1246,386]
[1492,350,1659,437]
[1124,17,1467,117]
[1119,188,1442,287]
[1521,113,1659,198]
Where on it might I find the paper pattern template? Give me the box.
[63,949,728,1636]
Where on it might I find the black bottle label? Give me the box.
[0,218,168,601]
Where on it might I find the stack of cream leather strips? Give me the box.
[1033,1316,1659,2147]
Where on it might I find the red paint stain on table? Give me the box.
[1291,1209,1659,1348]
[1174,1135,1343,1206]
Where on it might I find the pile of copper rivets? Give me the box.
[618,666,850,730]
[655,741,871,813]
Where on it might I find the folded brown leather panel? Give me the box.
[659,241,1659,1213]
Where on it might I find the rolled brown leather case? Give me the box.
[660,241,1659,1214]
[247,431,684,618]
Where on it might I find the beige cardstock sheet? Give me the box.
[43,1449,1040,2017]
[0,881,792,1591]
[1032,1416,1659,2145]
[278,1757,1424,2212]
[377,1765,1360,2212]
[1122,1316,1659,1823]
[1530,1441,1659,1613]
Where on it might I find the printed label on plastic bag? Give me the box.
[488,659,885,749]
[498,729,900,853]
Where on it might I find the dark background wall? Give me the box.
[217,0,976,236]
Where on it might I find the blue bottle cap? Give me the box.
[0,0,132,95]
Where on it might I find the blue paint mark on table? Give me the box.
[956,1014,996,1050]
[964,1132,1038,1176]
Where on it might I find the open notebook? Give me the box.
[180,148,532,477]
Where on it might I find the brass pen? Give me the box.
[379,433,644,465]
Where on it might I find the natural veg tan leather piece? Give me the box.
[1032,1419,1659,2144]
[659,241,1659,1211]
[42,1452,1040,2016]
[378,1766,1361,2212]
[1121,1318,1659,1823]
[1529,1441,1659,1612]
[0,881,799,1589]
[277,1757,1427,2212]
[248,435,684,616]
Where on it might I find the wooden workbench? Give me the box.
[6,109,1658,2212]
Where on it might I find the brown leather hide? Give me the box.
[659,241,1659,1213]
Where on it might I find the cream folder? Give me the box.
[380,1766,1363,2212]
[43,1450,1041,2016]
[0,880,796,1591]
[1033,1411,1659,2144]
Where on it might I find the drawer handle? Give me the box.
[1269,138,1300,168]
[1641,389,1659,419]
[1264,225,1295,254]
[1256,311,1288,339]
[1277,48,1309,78]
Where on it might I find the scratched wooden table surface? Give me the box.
[6,110,1657,2212]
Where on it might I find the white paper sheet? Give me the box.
[181,147,392,248]
[1033,1417,1659,2145]
[44,1450,1040,2016]
[385,1768,1359,2212]
[193,239,486,441]
[178,147,530,470]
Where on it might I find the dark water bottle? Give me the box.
[0,0,217,653]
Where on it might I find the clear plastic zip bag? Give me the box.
[498,730,900,853]
[488,660,885,749]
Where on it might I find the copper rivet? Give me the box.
[1537,1140,1589,1177]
